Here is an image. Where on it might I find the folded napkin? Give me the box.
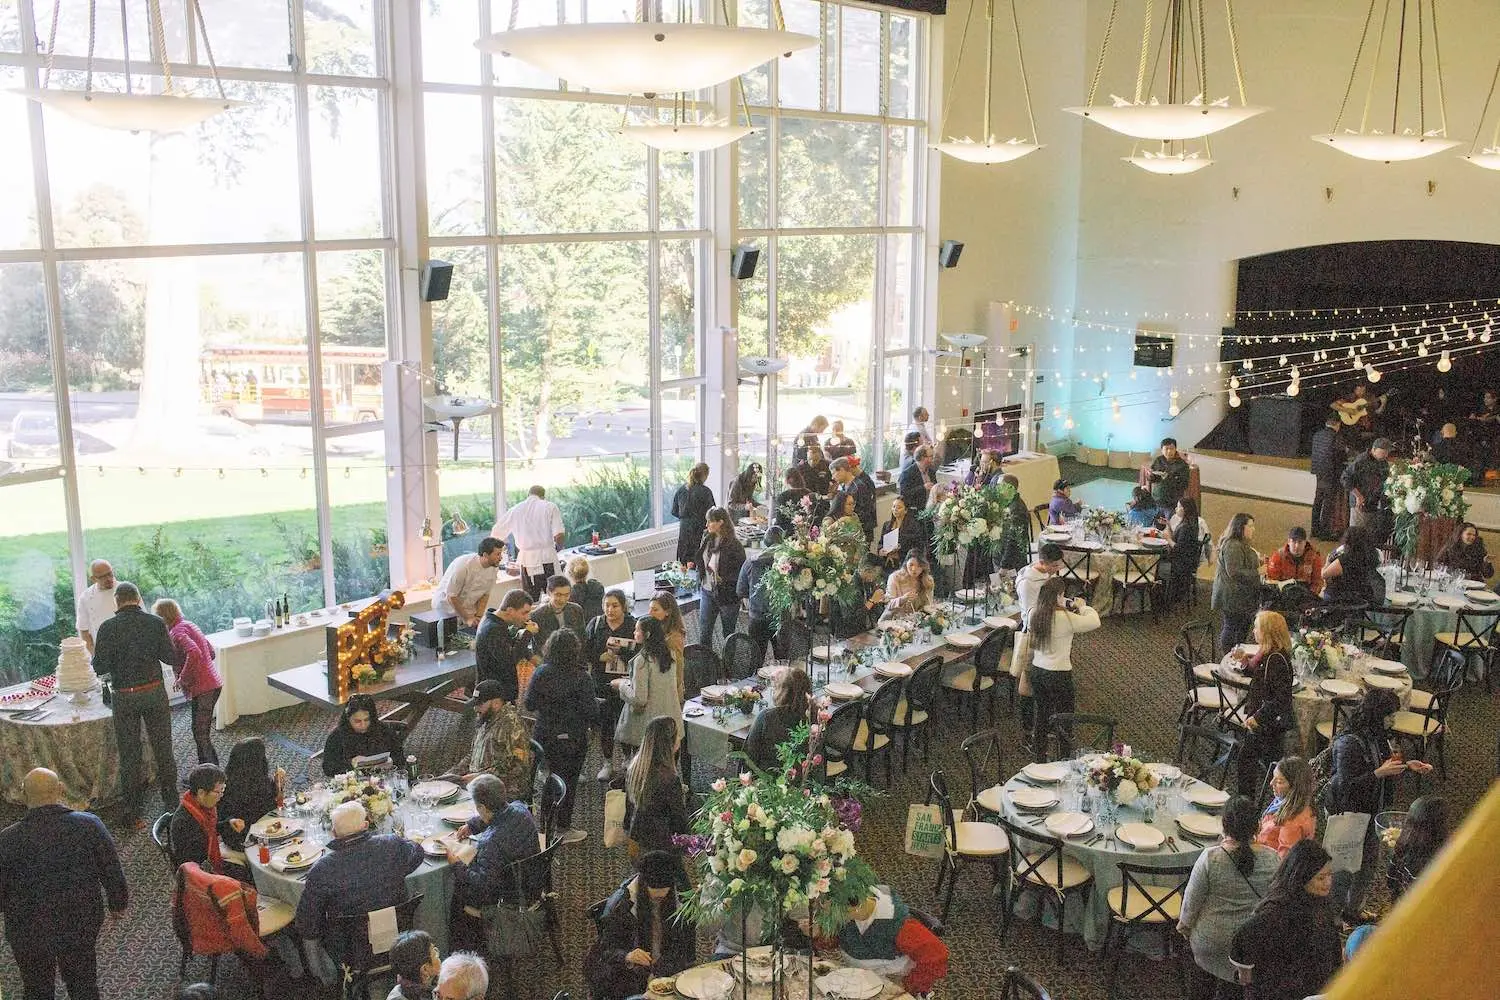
[367,905,398,956]
[1052,814,1090,837]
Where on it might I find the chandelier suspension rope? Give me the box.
[1467,51,1500,155]
[147,0,175,95]
[1085,0,1121,107]
[936,0,977,139]
[1429,0,1448,137]
[1134,0,1153,103]
[1010,0,1039,144]
[1223,0,1247,104]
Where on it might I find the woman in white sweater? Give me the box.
[1027,575,1101,757]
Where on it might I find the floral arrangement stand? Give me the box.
[759,511,866,629]
[1080,507,1125,543]
[1385,461,1470,563]
[924,482,1021,623]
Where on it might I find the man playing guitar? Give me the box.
[1330,384,1389,433]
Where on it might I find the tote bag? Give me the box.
[903,803,947,860]
[603,788,629,849]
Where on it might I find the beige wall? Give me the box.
[931,0,1500,454]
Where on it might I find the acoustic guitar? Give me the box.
[1330,392,1391,427]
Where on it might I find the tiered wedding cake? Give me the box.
[56,636,97,692]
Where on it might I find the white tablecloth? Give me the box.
[937,452,1059,514]
[1216,648,1413,753]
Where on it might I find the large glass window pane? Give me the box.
[45,81,301,247]
[0,69,37,249]
[660,240,699,380]
[2,2,21,50]
[498,241,649,463]
[27,0,163,62]
[324,460,389,604]
[885,234,915,350]
[736,0,771,106]
[778,0,822,110]
[495,99,648,234]
[425,93,487,237]
[737,116,769,231]
[776,234,876,456]
[890,13,919,119]
[839,6,881,116]
[0,263,57,480]
[197,0,293,71]
[304,0,379,77]
[777,117,880,228]
[658,149,702,232]
[431,247,491,400]
[310,87,386,239]
[63,252,323,633]
[317,249,388,428]
[422,0,482,85]
[881,353,912,470]
[660,383,698,525]
[513,455,653,546]
[0,478,74,684]
[885,126,916,226]
[489,1,563,90]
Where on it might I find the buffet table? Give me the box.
[0,682,157,807]
[936,452,1060,513]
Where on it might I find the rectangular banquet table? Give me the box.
[266,647,477,734]
[936,451,1060,512]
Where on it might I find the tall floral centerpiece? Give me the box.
[1081,507,1125,542]
[759,511,866,628]
[1385,461,1470,561]
[678,731,877,996]
[924,480,1019,557]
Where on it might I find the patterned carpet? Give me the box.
[3,480,1497,999]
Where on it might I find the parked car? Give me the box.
[6,410,74,460]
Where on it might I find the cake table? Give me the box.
[0,681,158,808]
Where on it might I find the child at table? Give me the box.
[808,885,948,1000]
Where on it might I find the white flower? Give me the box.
[736,848,758,871]
[711,777,727,792]
[777,826,816,853]
[825,828,856,857]
[1116,779,1140,805]
[1404,490,1424,514]
[708,854,726,874]
[746,803,767,825]
[778,854,800,874]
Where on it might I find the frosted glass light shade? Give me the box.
[476,23,817,95]
[1064,102,1266,140]
[1312,132,1461,162]
[15,89,246,132]
[942,333,988,349]
[620,122,753,152]
[1463,148,1500,170]
[933,137,1043,164]
[1124,151,1213,174]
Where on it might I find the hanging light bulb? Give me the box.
[1483,328,1493,343]
[1230,376,1240,390]
[1367,365,1382,383]
[1437,351,1453,372]
[1111,397,1122,420]
[1278,355,1288,366]
[1229,390,1242,408]
[1418,342,1429,357]
[1286,379,1300,397]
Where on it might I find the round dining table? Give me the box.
[1374,567,1500,678]
[0,683,156,807]
[1216,646,1413,753]
[665,952,911,999]
[991,766,1217,952]
[245,790,477,978]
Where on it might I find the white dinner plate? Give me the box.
[1009,786,1060,812]
[1140,536,1170,548]
[824,682,864,701]
[1183,786,1230,809]
[250,816,300,840]
[1467,590,1500,604]
[1071,540,1104,550]
[675,966,735,1000]
[1319,679,1360,698]
[810,643,845,662]
[1045,811,1094,838]
[411,780,460,803]
[439,803,474,827]
[422,837,451,858]
[874,662,913,678]
[1371,659,1408,675]
[1021,761,1070,784]
[699,684,729,702]
[270,843,322,871]
[758,664,785,682]
[815,967,884,1000]
[1116,822,1165,851]
[1461,579,1487,590]
[945,633,982,650]
[1176,812,1224,838]
[1433,594,1468,610]
[1386,592,1419,607]
[954,588,985,603]
[984,615,1019,630]
[1363,673,1405,691]
[1145,763,1182,782]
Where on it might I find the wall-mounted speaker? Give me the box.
[420,260,453,302]
[939,240,964,269]
[731,246,761,280]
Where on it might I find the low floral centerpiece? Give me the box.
[1293,628,1339,678]
[327,771,393,821]
[677,728,877,994]
[1082,506,1126,540]
[1084,743,1161,806]
[723,684,765,716]
[915,605,951,634]
[657,560,698,592]
[1385,460,1470,559]
[759,515,864,627]
[924,481,1020,557]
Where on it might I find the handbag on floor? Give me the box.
[1010,628,1034,697]
[481,900,548,958]
[903,803,946,860]
[603,787,628,849]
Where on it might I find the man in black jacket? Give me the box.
[475,589,536,703]
[898,445,934,515]
[737,527,783,671]
[92,581,183,829]
[1340,437,1393,544]
[832,456,877,544]
[1308,417,1346,540]
[0,768,128,1000]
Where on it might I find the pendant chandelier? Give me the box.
[1065,0,1266,142]
[1313,0,1459,162]
[932,0,1042,165]
[1464,47,1500,169]
[17,0,247,133]
[619,74,754,153]
[477,0,816,99]
[1123,137,1213,174]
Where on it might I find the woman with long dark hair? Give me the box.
[1435,521,1493,581]
[671,462,715,565]
[727,463,764,521]
[697,506,747,644]
[1229,840,1342,1000]
[1387,795,1450,900]
[648,591,688,665]
[625,716,690,858]
[321,693,405,776]
[877,496,926,572]
[218,737,284,851]
[1027,576,1100,757]
[1178,795,1280,1000]
[883,550,935,616]
[1166,497,1204,607]
[1255,757,1316,857]
[1320,523,1382,605]
[831,555,888,639]
[584,851,695,1000]
[613,617,683,757]
[583,589,636,781]
[1235,611,1296,796]
[744,667,814,771]
[1212,513,1261,651]
[773,466,810,534]
[524,629,597,843]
